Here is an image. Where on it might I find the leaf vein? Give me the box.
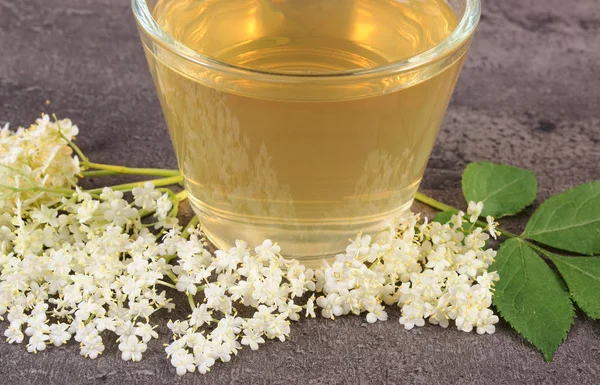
[527,217,600,236]
[480,174,529,204]
[555,257,600,282]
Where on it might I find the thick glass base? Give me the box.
[189,195,414,268]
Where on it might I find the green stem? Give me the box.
[175,190,188,202]
[0,184,74,196]
[492,225,520,239]
[81,170,121,177]
[85,175,182,195]
[182,216,199,239]
[414,191,520,239]
[83,162,180,178]
[157,280,177,289]
[414,192,456,213]
[187,294,196,310]
[166,270,179,284]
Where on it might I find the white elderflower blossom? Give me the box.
[486,215,500,239]
[0,116,501,376]
[0,115,80,214]
[118,335,147,362]
[80,334,104,359]
[0,119,180,363]
[467,201,484,223]
[131,182,162,211]
[48,323,71,346]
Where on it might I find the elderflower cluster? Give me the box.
[312,210,499,333]
[162,211,500,375]
[0,115,501,376]
[0,184,178,360]
[0,115,80,213]
[164,236,315,375]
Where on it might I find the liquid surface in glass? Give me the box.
[147,0,462,265]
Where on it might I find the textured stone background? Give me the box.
[1,0,600,384]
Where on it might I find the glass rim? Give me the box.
[132,0,481,82]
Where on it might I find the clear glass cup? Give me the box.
[132,0,481,266]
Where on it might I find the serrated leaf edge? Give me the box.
[523,181,600,255]
[462,162,538,218]
[492,239,575,362]
[547,253,600,320]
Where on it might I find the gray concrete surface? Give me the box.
[1,0,600,384]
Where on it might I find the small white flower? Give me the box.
[476,271,500,289]
[345,233,372,257]
[131,182,161,211]
[255,239,281,262]
[467,201,484,223]
[486,216,500,239]
[305,296,316,318]
[4,325,24,344]
[94,317,116,332]
[48,323,71,346]
[366,308,388,324]
[100,187,123,201]
[450,211,465,229]
[80,334,104,359]
[240,328,265,351]
[135,322,158,343]
[27,332,49,353]
[129,299,156,319]
[76,199,99,223]
[213,250,241,272]
[118,335,147,362]
[189,304,212,327]
[171,351,196,376]
[278,301,302,321]
[476,309,499,335]
[194,352,216,374]
[30,205,59,227]
[103,199,138,227]
[167,320,190,336]
[399,315,425,330]
[175,274,198,295]
[155,194,173,220]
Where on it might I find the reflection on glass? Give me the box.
[141,0,469,265]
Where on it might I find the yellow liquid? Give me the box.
[145,0,464,265]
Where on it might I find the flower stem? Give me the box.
[182,216,199,239]
[187,294,196,310]
[82,162,180,178]
[493,226,520,239]
[175,190,188,203]
[81,170,121,177]
[0,184,74,196]
[157,280,177,290]
[85,175,183,195]
[414,192,456,213]
[166,270,179,284]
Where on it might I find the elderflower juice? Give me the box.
[134,0,480,266]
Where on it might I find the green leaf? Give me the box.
[547,253,600,319]
[433,210,454,224]
[462,162,537,218]
[523,181,600,255]
[490,238,574,361]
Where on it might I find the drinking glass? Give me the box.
[133,0,481,266]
